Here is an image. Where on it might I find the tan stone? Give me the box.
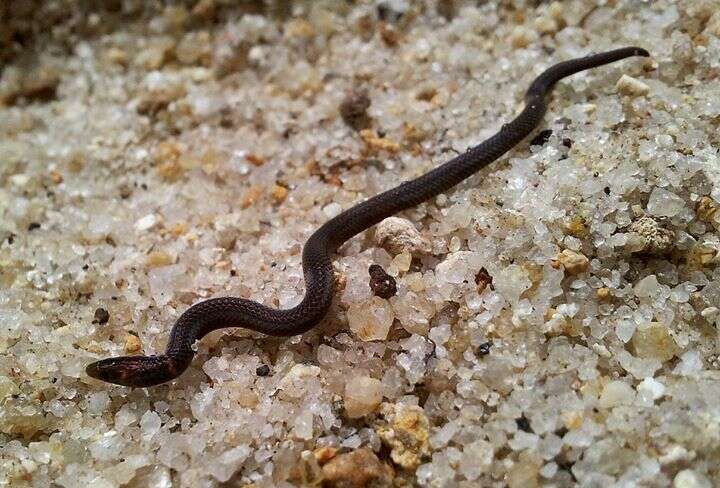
[321,448,393,488]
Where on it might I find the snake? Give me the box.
[86,47,649,387]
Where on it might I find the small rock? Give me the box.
[506,456,540,488]
[255,364,270,377]
[674,469,712,488]
[49,170,63,184]
[477,342,492,356]
[359,129,400,154]
[475,267,493,294]
[686,244,718,269]
[701,307,719,321]
[596,287,611,300]
[599,380,636,408]
[647,188,686,218]
[374,217,429,255]
[135,214,159,231]
[615,74,650,97]
[124,334,142,354]
[339,88,372,131]
[509,25,534,49]
[93,308,110,325]
[377,403,430,470]
[705,11,720,37]
[245,153,265,166]
[564,215,588,238]
[347,296,394,341]
[631,322,679,362]
[529,129,553,147]
[10,173,30,188]
[555,249,589,275]
[314,446,337,464]
[379,22,400,46]
[534,15,559,34]
[299,450,323,486]
[240,185,263,209]
[626,216,675,256]
[344,376,383,418]
[321,448,393,488]
[637,377,665,402]
[146,250,173,268]
[271,184,288,203]
[695,196,717,223]
[368,264,397,298]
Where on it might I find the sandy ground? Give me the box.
[2,1,720,487]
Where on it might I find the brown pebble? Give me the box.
[596,287,611,300]
[475,267,493,294]
[50,170,63,184]
[359,129,400,154]
[1,65,60,105]
[241,185,263,209]
[369,264,397,298]
[696,196,718,223]
[556,249,589,274]
[415,87,437,102]
[146,250,173,268]
[124,334,142,354]
[379,22,400,46]
[321,448,393,488]
[245,153,265,166]
[271,184,289,203]
[314,446,338,464]
[339,88,372,131]
[168,222,188,237]
[93,308,110,325]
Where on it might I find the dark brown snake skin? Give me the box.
[86,47,650,387]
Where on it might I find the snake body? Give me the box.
[86,47,649,387]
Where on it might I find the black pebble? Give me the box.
[562,138,573,148]
[516,415,532,432]
[368,264,397,299]
[529,129,553,147]
[477,341,492,356]
[256,364,270,376]
[93,308,110,325]
[339,88,371,131]
[28,222,41,231]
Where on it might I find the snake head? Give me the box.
[86,355,182,387]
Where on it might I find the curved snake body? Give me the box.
[86,47,649,387]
